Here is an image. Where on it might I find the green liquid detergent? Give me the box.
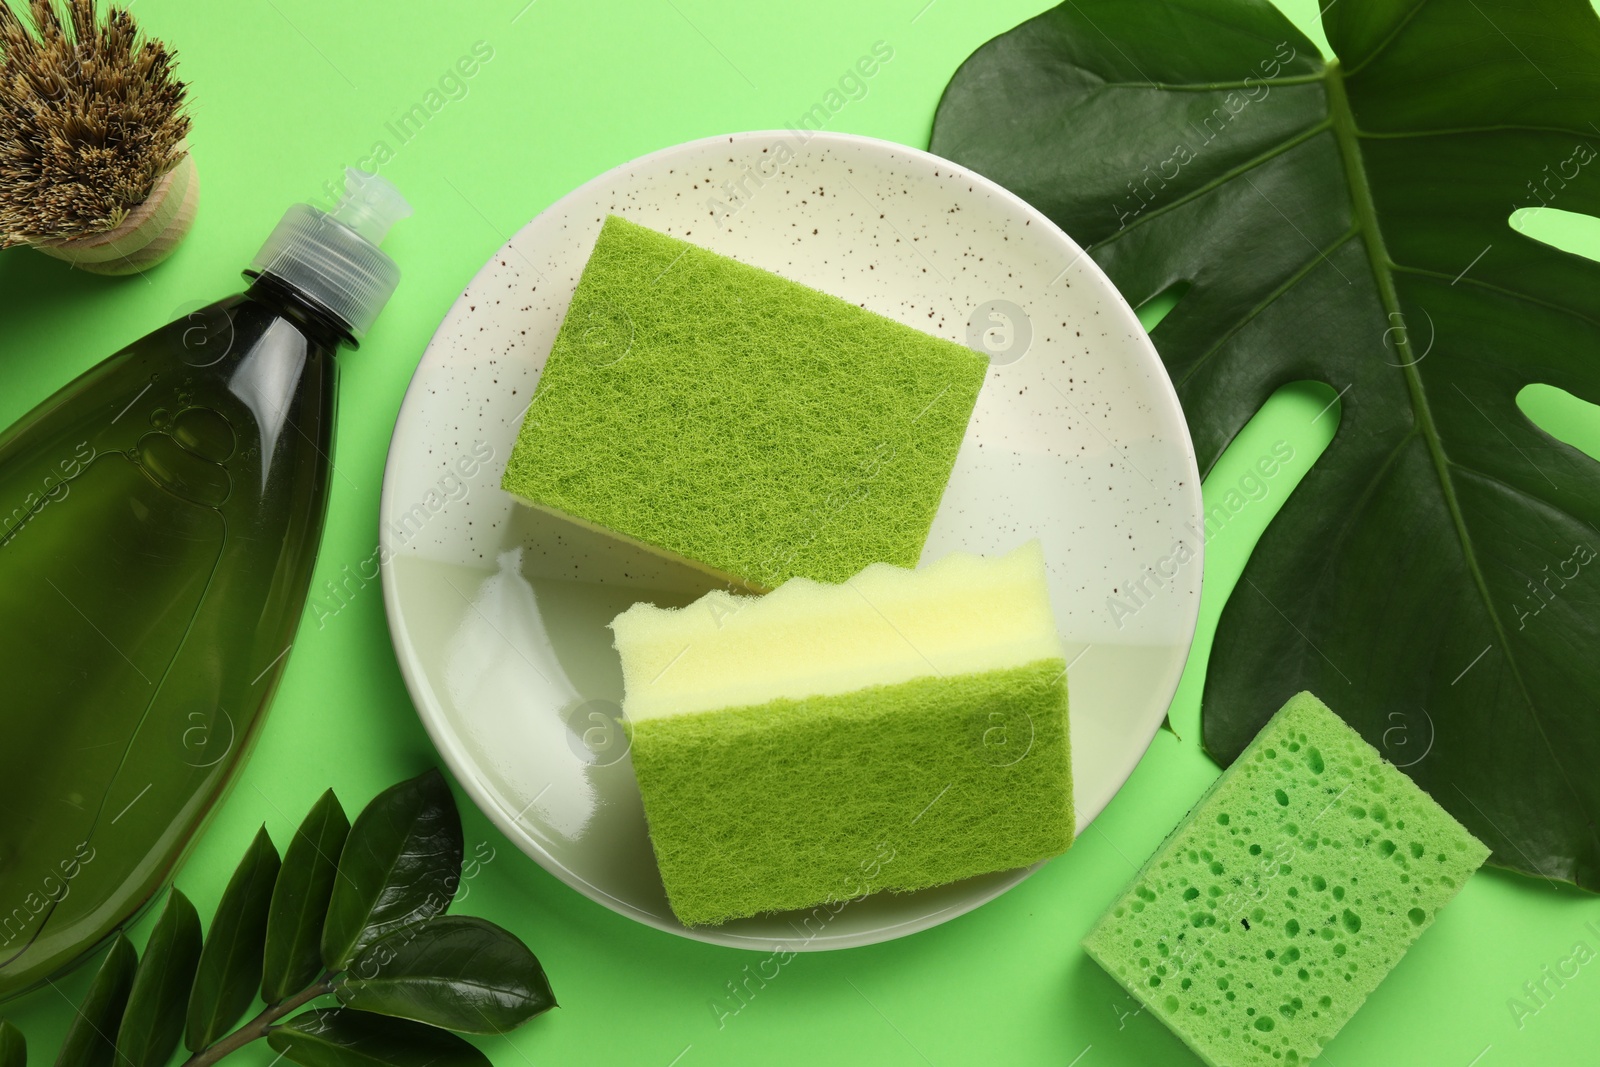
[0,171,410,998]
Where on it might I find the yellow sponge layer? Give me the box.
[611,540,1062,720]
[501,215,988,590]
[612,543,1073,926]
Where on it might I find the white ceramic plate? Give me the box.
[380,131,1203,951]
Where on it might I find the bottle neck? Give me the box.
[243,272,358,350]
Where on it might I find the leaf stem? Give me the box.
[179,973,336,1067]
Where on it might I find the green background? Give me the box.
[4,0,1600,1064]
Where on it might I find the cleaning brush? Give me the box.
[0,0,194,270]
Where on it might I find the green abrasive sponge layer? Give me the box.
[501,214,988,591]
[1083,692,1489,1067]
[611,541,1072,926]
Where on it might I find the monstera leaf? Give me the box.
[931,0,1600,888]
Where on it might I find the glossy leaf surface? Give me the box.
[336,917,555,1035]
[0,1020,24,1067]
[264,790,350,1003]
[186,827,282,1050]
[321,771,463,969]
[267,1009,489,1067]
[931,0,1600,887]
[52,935,136,1067]
[114,890,201,1067]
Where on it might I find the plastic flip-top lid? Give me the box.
[247,169,411,338]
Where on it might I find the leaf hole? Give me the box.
[1510,206,1600,265]
[1517,383,1600,464]
[1134,279,1192,331]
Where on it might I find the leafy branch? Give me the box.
[0,770,555,1067]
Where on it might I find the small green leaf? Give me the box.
[53,935,136,1067]
[321,771,463,970]
[266,1009,489,1067]
[0,1020,26,1067]
[265,790,351,1003]
[334,916,555,1034]
[115,890,202,1067]
[185,826,282,1051]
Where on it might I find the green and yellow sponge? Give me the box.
[612,541,1073,926]
[501,214,988,591]
[1083,692,1489,1067]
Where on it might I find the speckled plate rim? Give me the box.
[379,130,1204,950]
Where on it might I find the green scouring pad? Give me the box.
[501,214,988,591]
[1083,692,1489,1067]
[611,541,1072,926]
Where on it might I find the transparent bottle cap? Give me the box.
[247,169,411,338]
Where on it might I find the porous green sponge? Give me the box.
[501,214,988,591]
[1083,692,1489,1067]
[611,541,1072,926]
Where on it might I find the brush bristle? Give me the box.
[0,0,191,245]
